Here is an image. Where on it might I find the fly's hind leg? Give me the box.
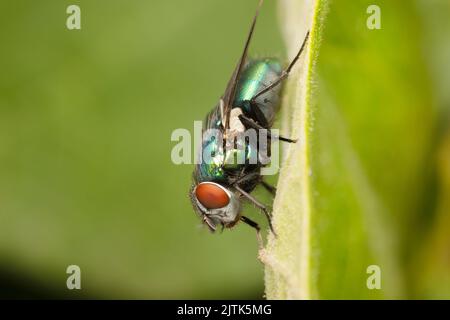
[250,31,310,103]
[241,31,310,144]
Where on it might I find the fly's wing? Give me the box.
[222,0,263,130]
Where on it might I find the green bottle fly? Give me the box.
[189,0,310,244]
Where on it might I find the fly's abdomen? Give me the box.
[233,58,282,126]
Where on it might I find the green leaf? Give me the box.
[411,0,450,299]
[264,0,437,299]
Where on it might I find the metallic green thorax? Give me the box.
[196,58,283,183]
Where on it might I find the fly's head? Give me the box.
[190,181,241,232]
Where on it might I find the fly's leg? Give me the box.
[242,31,309,143]
[231,172,276,196]
[261,180,276,196]
[250,31,310,103]
[231,170,259,188]
[240,215,264,250]
[238,113,297,143]
[235,185,276,237]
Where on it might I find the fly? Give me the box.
[190,0,309,247]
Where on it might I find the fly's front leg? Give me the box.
[240,215,263,250]
[235,185,276,237]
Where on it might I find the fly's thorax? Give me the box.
[197,128,226,181]
[196,111,255,181]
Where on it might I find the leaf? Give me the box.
[411,0,450,299]
[414,130,450,298]
[264,0,437,299]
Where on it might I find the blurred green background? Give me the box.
[0,0,449,299]
[0,0,284,299]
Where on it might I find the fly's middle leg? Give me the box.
[260,180,277,196]
[239,113,297,143]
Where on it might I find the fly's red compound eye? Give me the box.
[195,182,230,209]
